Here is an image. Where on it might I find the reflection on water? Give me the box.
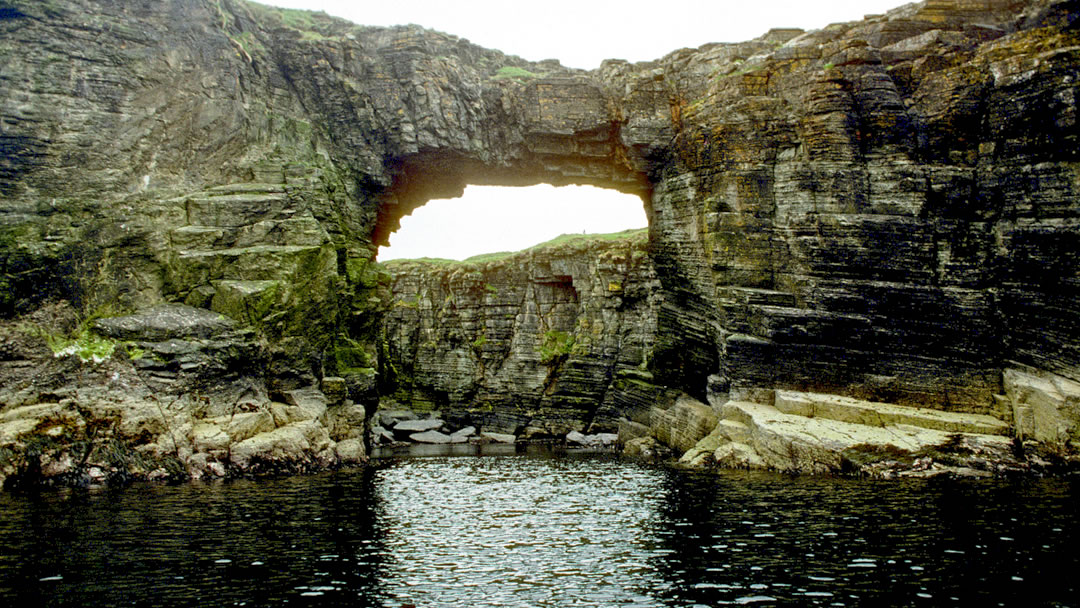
[0,447,1077,607]
[373,451,665,607]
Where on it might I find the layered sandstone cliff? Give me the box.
[1,0,1078,485]
[380,230,658,438]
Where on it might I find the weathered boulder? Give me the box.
[1005,367,1080,452]
[451,426,478,444]
[567,431,619,447]
[410,430,453,444]
[284,389,328,421]
[379,410,419,428]
[481,432,517,444]
[773,391,1010,436]
[229,421,334,472]
[320,377,347,406]
[335,438,367,464]
[371,426,397,445]
[323,401,368,442]
[394,419,445,434]
[649,395,720,454]
[680,394,1023,476]
[93,304,235,342]
[623,436,671,460]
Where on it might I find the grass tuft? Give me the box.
[492,66,540,82]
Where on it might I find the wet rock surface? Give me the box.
[1,0,1080,484]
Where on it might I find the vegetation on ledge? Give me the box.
[380,228,648,268]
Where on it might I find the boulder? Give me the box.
[323,401,367,441]
[394,419,444,433]
[451,426,477,438]
[624,436,669,459]
[1005,367,1080,452]
[320,377,347,406]
[566,430,589,445]
[595,433,619,447]
[648,394,719,453]
[617,418,651,443]
[379,410,419,427]
[191,422,230,452]
[283,388,328,420]
[93,304,234,341]
[686,399,1017,475]
[371,426,396,445]
[566,431,618,447]
[410,430,452,444]
[223,411,275,443]
[481,432,516,444]
[450,426,477,444]
[229,421,332,470]
[334,438,367,464]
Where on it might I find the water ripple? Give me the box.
[0,450,1078,607]
[372,454,666,607]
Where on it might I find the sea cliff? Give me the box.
[1,0,1078,485]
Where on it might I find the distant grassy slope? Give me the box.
[380,228,648,268]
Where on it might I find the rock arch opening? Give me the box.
[377,184,649,262]
[374,179,660,438]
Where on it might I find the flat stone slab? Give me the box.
[379,410,418,427]
[567,431,621,447]
[93,304,235,341]
[595,433,619,446]
[394,419,444,433]
[774,391,1010,436]
[685,401,1015,474]
[410,430,452,444]
[481,432,516,444]
[371,426,396,445]
[451,426,477,438]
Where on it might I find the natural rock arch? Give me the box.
[372,147,653,250]
[2,0,1080,483]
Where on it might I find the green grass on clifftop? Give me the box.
[381,228,648,268]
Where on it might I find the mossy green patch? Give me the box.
[275,7,319,30]
[41,327,115,363]
[211,280,282,326]
[539,330,575,365]
[493,66,540,82]
[23,305,137,364]
[345,256,383,288]
[335,337,372,372]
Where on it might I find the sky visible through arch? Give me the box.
[382,185,647,261]
[260,0,908,260]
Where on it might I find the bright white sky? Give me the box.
[260,0,908,260]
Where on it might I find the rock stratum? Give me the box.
[380,230,659,440]
[1,0,1079,486]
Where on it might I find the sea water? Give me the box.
[1,446,1076,607]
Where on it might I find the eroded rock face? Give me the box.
[381,231,658,436]
[2,0,1080,483]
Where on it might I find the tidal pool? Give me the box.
[1,447,1076,607]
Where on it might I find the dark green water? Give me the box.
[1,447,1076,607]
